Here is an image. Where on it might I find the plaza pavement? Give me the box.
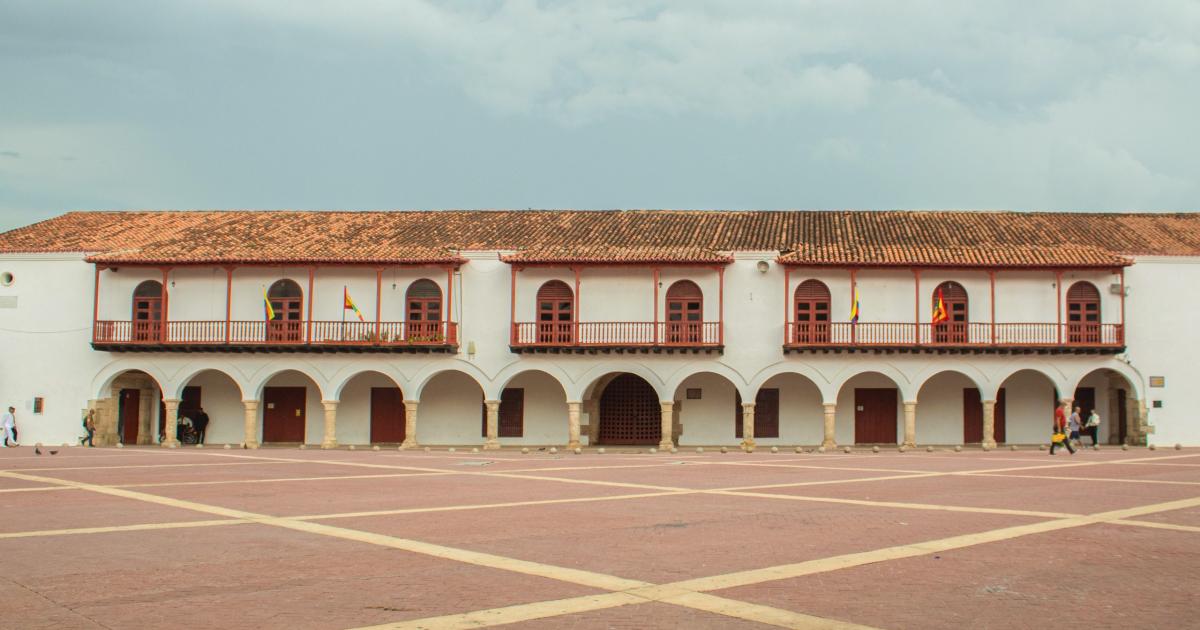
[1,443,1197,629]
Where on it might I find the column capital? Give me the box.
[741,402,757,410]
[903,400,918,407]
[822,402,837,411]
[484,399,502,408]
[321,400,339,409]
[162,398,181,406]
[659,401,674,412]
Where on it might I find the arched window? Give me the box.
[131,280,163,342]
[793,280,831,344]
[1066,281,1101,344]
[406,279,443,339]
[665,280,703,344]
[266,279,303,342]
[536,280,574,344]
[932,281,968,343]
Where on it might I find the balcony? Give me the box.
[784,322,1124,354]
[93,320,459,353]
[511,321,722,354]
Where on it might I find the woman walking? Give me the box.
[80,409,96,447]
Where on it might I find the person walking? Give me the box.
[1068,406,1083,448]
[192,407,209,445]
[1086,409,1102,446]
[1,407,16,447]
[80,409,96,447]
[1051,402,1075,455]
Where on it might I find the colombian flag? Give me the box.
[932,288,948,324]
[344,287,366,322]
[849,287,860,324]
[262,286,275,320]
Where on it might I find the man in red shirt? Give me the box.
[1050,402,1076,455]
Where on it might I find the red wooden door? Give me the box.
[666,281,703,344]
[267,299,303,342]
[370,387,405,443]
[1066,282,1101,344]
[854,388,897,444]
[499,388,524,438]
[734,389,780,438]
[932,282,968,344]
[406,279,443,341]
[963,388,1007,443]
[119,388,140,444]
[598,374,660,445]
[537,281,574,344]
[262,387,306,442]
[132,291,162,342]
[793,280,831,343]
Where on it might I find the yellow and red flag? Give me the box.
[931,288,948,324]
[262,286,275,320]
[344,287,366,322]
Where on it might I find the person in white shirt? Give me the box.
[1,407,16,447]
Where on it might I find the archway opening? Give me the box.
[754,373,825,444]
[671,372,738,446]
[338,371,405,445]
[258,370,322,444]
[594,373,661,445]
[915,370,988,444]
[1072,368,1137,446]
[994,369,1061,444]
[836,372,903,445]
[175,369,243,445]
[417,370,485,445]
[95,369,164,446]
[496,370,569,444]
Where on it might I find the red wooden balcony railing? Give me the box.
[93,320,458,347]
[784,322,1123,348]
[511,321,722,347]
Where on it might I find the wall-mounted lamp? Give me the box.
[756,261,770,274]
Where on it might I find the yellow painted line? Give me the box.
[670,495,1200,594]
[0,485,75,494]
[348,592,645,630]
[1110,519,1200,533]
[718,472,945,492]
[707,489,1080,519]
[965,472,1200,486]
[658,591,878,630]
[5,460,302,473]
[295,490,694,521]
[0,518,247,539]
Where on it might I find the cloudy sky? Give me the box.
[1,1,1197,229]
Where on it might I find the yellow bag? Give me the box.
[1051,432,1066,443]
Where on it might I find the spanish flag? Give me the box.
[344,287,366,322]
[262,286,275,320]
[849,287,860,324]
[931,288,948,324]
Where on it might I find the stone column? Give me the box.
[161,398,180,448]
[89,398,118,447]
[321,400,338,449]
[402,400,419,448]
[483,399,501,450]
[566,401,582,449]
[982,399,997,449]
[139,388,155,445]
[821,402,837,449]
[1127,397,1146,445]
[242,399,259,449]
[902,401,917,447]
[658,401,675,451]
[740,402,756,450]
[584,399,600,443]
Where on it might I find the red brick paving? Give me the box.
[0,445,1195,629]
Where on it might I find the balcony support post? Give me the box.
[1055,270,1063,345]
[375,267,383,343]
[224,266,234,345]
[652,267,659,345]
[306,266,315,344]
[446,266,454,340]
[989,270,996,345]
[510,265,518,345]
[573,266,581,344]
[912,268,920,344]
[783,265,791,344]
[92,265,100,343]
[718,266,725,346]
[160,267,170,343]
[1119,267,1126,343]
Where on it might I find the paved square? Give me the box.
[2,445,1197,629]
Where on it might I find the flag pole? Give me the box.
[341,285,347,342]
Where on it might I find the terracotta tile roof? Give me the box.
[1,210,1198,267]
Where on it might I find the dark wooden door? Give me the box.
[1117,389,1127,443]
[132,297,162,342]
[854,388,897,444]
[598,374,660,445]
[119,388,140,444]
[370,387,405,443]
[537,281,574,344]
[1073,387,1096,419]
[932,282,968,344]
[666,281,703,344]
[963,388,1006,443]
[1066,282,1101,344]
[267,298,303,342]
[734,389,780,438]
[793,280,831,343]
[499,388,524,438]
[263,387,306,442]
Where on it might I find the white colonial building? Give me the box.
[0,210,1196,448]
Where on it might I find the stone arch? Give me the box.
[830,363,915,402]
[92,360,171,400]
[170,368,247,446]
[1066,361,1142,401]
[992,367,1066,445]
[249,365,332,400]
[329,366,408,401]
[993,364,1071,401]
[489,363,572,401]
[89,363,170,446]
[911,366,992,401]
[170,365,249,401]
[834,369,907,445]
[664,363,750,400]
[573,362,671,401]
[748,361,837,403]
[412,368,487,446]
[1066,364,1145,446]
[408,361,490,401]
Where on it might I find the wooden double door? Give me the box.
[263,387,306,442]
[598,374,660,445]
[370,387,406,443]
[854,388,897,444]
[734,389,780,438]
[963,388,1007,443]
